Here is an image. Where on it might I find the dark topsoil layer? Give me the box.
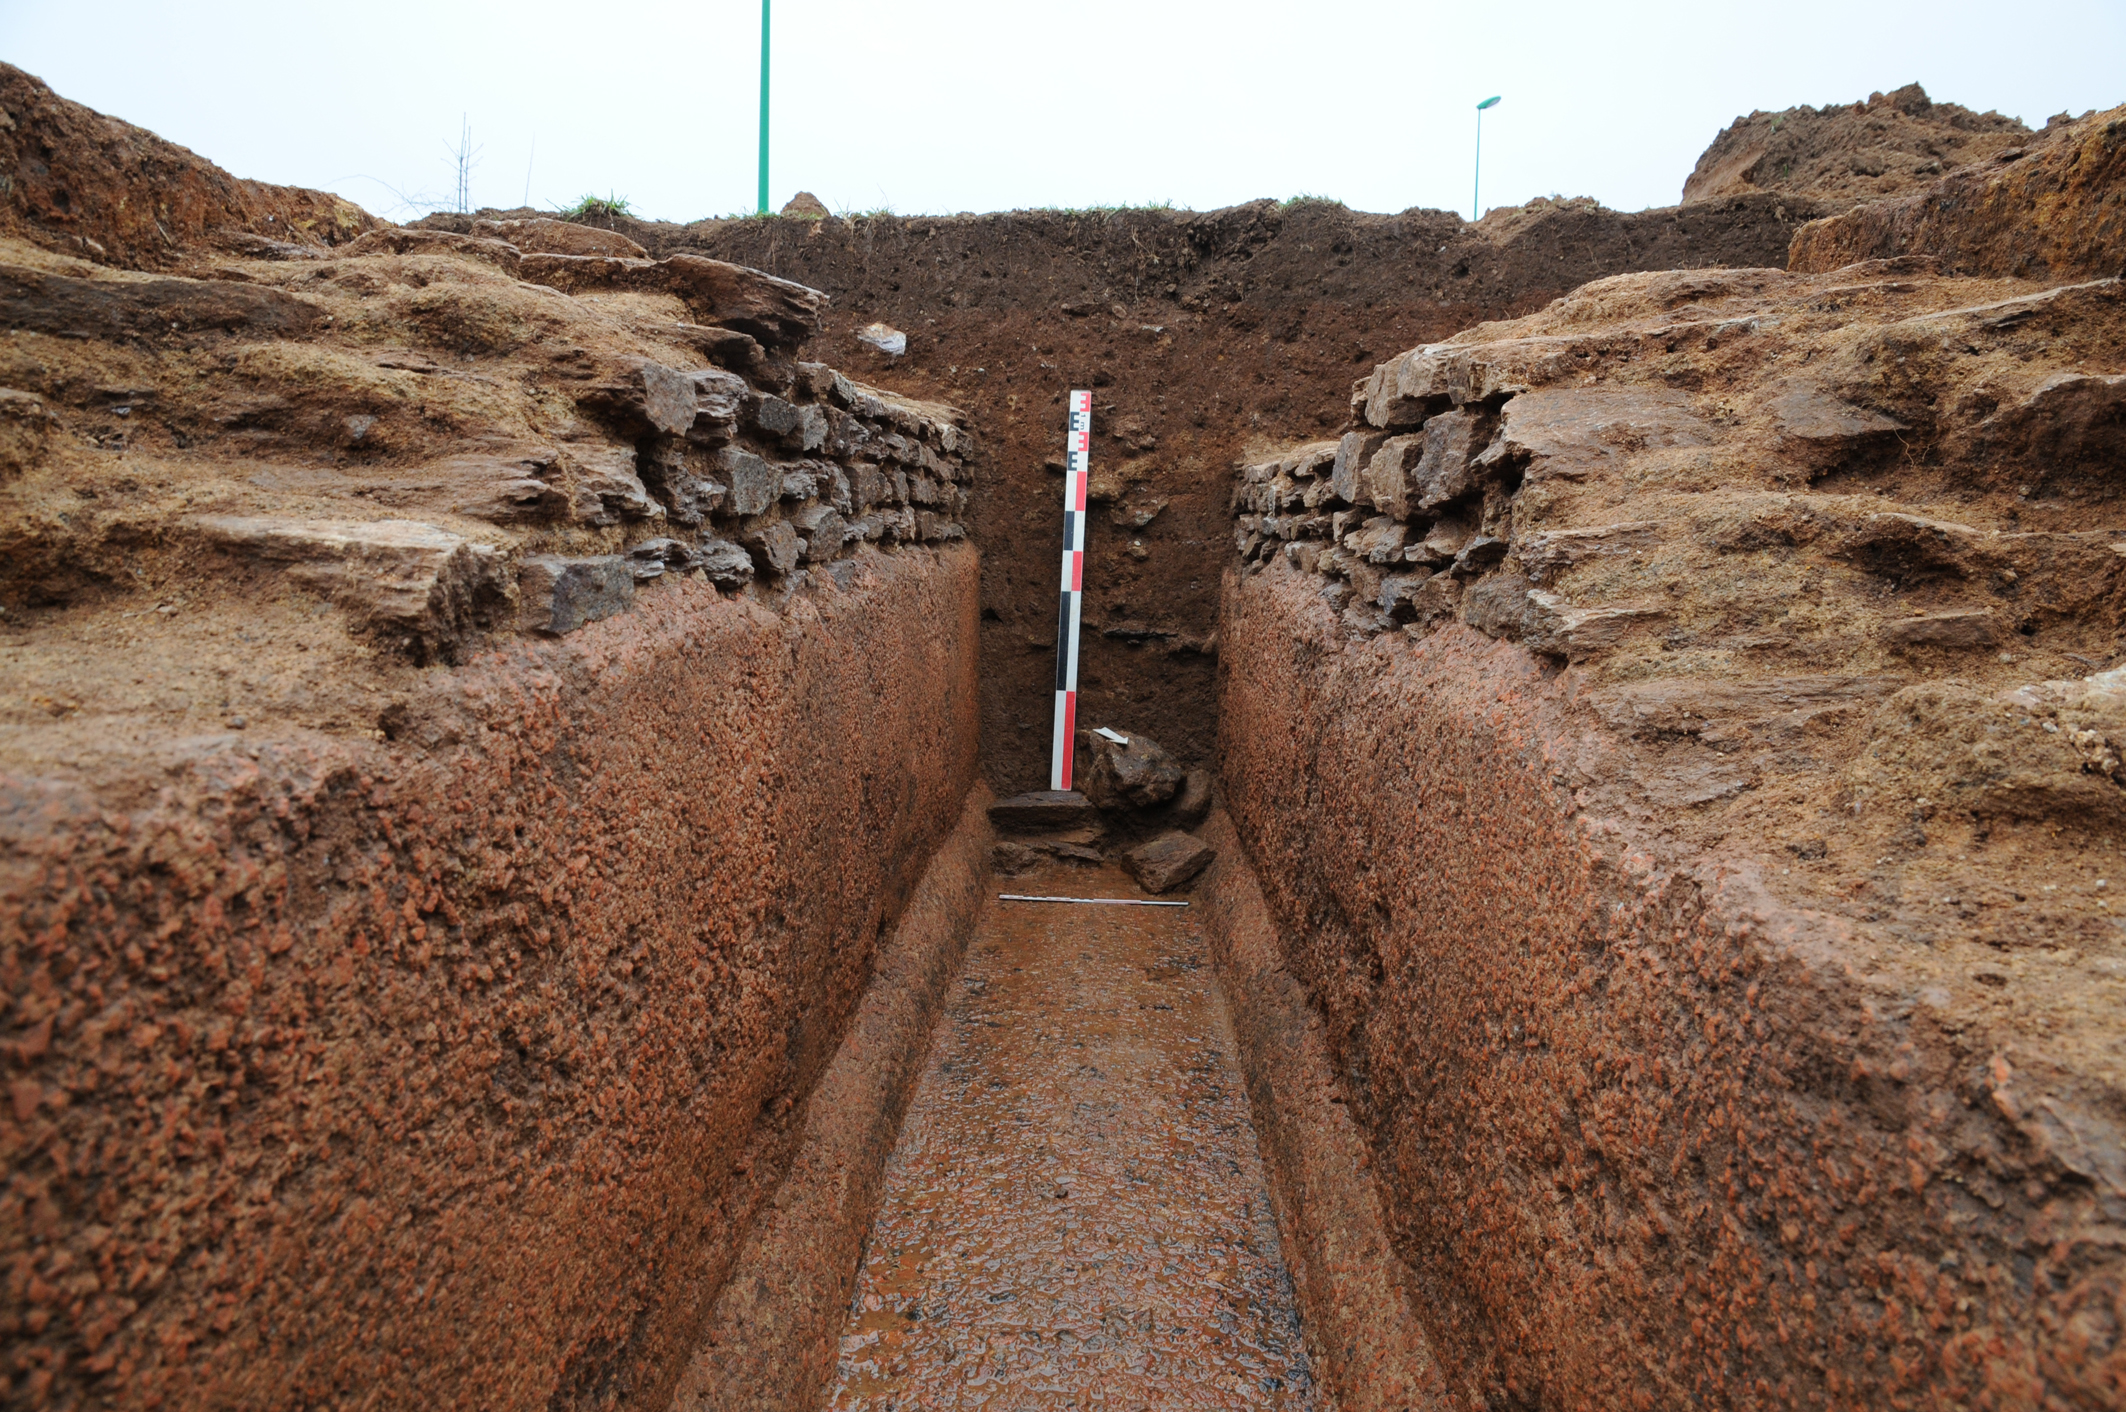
[426,192,1830,791]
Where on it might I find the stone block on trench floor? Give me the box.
[1077,729,1186,812]
[519,554,634,635]
[989,790,1100,832]
[1166,769,1213,828]
[1122,831,1216,894]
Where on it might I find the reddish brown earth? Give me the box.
[1218,566,2124,1409]
[0,63,374,268]
[1791,103,2126,283]
[822,864,1318,1410]
[0,63,994,1412]
[1684,83,2034,207]
[0,548,979,1410]
[1212,176,2126,1397]
[430,187,1834,792]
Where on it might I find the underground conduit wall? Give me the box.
[0,544,977,1411]
[1215,560,2125,1410]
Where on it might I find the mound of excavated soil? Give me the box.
[1684,83,2032,206]
[1792,101,2126,283]
[0,63,375,267]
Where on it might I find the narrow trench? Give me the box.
[824,865,1319,1410]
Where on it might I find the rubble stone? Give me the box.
[743,519,803,577]
[989,790,1101,831]
[1122,831,1215,894]
[519,554,635,635]
[1079,729,1186,811]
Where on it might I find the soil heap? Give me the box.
[1683,82,2034,206]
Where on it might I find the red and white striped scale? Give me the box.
[1049,389,1092,790]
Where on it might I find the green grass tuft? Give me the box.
[557,192,633,221]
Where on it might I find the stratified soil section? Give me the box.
[1683,83,2033,207]
[825,866,1319,1409]
[457,181,1832,792]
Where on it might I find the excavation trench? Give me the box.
[5,61,2126,1412]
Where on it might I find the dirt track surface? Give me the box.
[827,867,1318,1409]
[457,191,1832,791]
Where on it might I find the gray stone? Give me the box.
[567,443,663,525]
[1079,729,1185,812]
[686,368,748,443]
[743,519,803,576]
[639,361,699,436]
[1330,430,1386,505]
[717,447,779,517]
[637,445,726,526]
[754,395,804,440]
[520,555,635,635]
[793,504,846,561]
[1409,516,1474,567]
[989,790,1100,831]
[1122,831,1215,894]
[625,537,685,578]
[1414,409,1486,511]
[696,538,756,589]
[1167,769,1213,827]
[1351,516,1409,565]
[1461,572,1534,640]
[1451,535,1511,578]
[1361,433,1426,518]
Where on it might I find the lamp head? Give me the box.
[1477,96,1501,110]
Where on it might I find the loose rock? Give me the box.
[1121,831,1215,894]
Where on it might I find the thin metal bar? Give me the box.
[757,0,771,215]
[998,894,1189,908]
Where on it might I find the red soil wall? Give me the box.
[0,545,979,1411]
[1216,560,2125,1411]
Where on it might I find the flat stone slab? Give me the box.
[988,790,1099,832]
[1123,831,1216,895]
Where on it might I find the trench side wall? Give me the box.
[1216,559,2122,1411]
[0,544,979,1412]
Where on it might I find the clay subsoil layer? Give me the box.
[0,546,977,1410]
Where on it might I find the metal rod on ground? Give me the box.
[1473,94,1501,222]
[999,895,1189,908]
[757,0,772,215]
[1049,390,1092,790]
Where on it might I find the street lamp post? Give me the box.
[756,0,773,214]
[1474,95,1501,222]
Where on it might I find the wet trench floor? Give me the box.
[826,865,1323,1411]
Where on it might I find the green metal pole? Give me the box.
[1473,96,1500,223]
[757,0,771,215]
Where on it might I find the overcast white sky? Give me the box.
[4,1,2121,224]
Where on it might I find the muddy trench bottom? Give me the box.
[826,864,1322,1410]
